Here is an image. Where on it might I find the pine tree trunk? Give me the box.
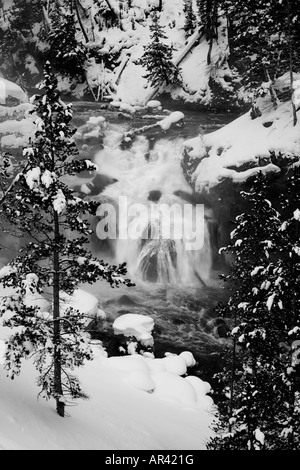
[228,336,236,429]
[252,15,278,109]
[53,211,64,418]
[104,0,115,14]
[206,0,218,65]
[73,0,89,43]
[207,34,213,65]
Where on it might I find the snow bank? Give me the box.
[0,335,215,449]
[0,115,36,149]
[59,289,100,318]
[184,101,300,192]
[103,0,232,107]
[105,353,213,411]
[0,102,33,118]
[0,78,28,105]
[0,270,101,320]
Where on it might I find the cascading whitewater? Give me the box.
[92,125,212,286]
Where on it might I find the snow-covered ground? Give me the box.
[184,95,300,193]
[0,272,216,450]
[91,0,232,107]
[0,77,28,105]
[1,0,233,108]
[0,322,215,450]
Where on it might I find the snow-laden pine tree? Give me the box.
[196,0,219,64]
[0,62,134,418]
[183,0,196,38]
[208,169,300,449]
[139,10,182,89]
[223,0,300,115]
[46,10,88,82]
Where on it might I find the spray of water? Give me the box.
[92,127,212,285]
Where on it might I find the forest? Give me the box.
[0,0,299,452]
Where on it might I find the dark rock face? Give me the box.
[148,190,162,202]
[214,318,230,338]
[181,143,295,267]
[78,173,118,196]
[104,294,141,307]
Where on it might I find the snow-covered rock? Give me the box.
[105,353,213,410]
[159,111,185,131]
[179,351,197,368]
[151,371,197,406]
[147,100,161,109]
[59,289,99,318]
[113,313,155,347]
[23,273,51,313]
[0,78,28,105]
[87,116,106,126]
[184,100,300,192]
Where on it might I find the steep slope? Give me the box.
[0,0,237,109]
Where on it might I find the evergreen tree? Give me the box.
[0,63,134,417]
[270,0,300,125]
[208,169,300,449]
[183,0,196,38]
[223,0,300,112]
[8,0,44,37]
[196,0,219,64]
[46,12,89,82]
[0,0,44,80]
[139,11,182,89]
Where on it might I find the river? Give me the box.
[68,100,237,384]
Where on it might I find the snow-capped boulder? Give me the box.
[0,78,28,106]
[151,371,198,406]
[146,100,161,109]
[159,111,185,131]
[113,313,155,348]
[23,273,51,312]
[59,289,99,318]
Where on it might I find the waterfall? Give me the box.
[92,125,212,286]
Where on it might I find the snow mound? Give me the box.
[124,369,156,392]
[159,111,185,131]
[0,78,28,105]
[147,100,161,109]
[113,313,155,347]
[155,354,188,376]
[151,371,197,406]
[107,354,150,373]
[105,353,213,410]
[0,270,99,320]
[0,330,215,449]
[87,116,106,126]
[179,351,197,368]
[59,289,99,317]
[185,101,300,191]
